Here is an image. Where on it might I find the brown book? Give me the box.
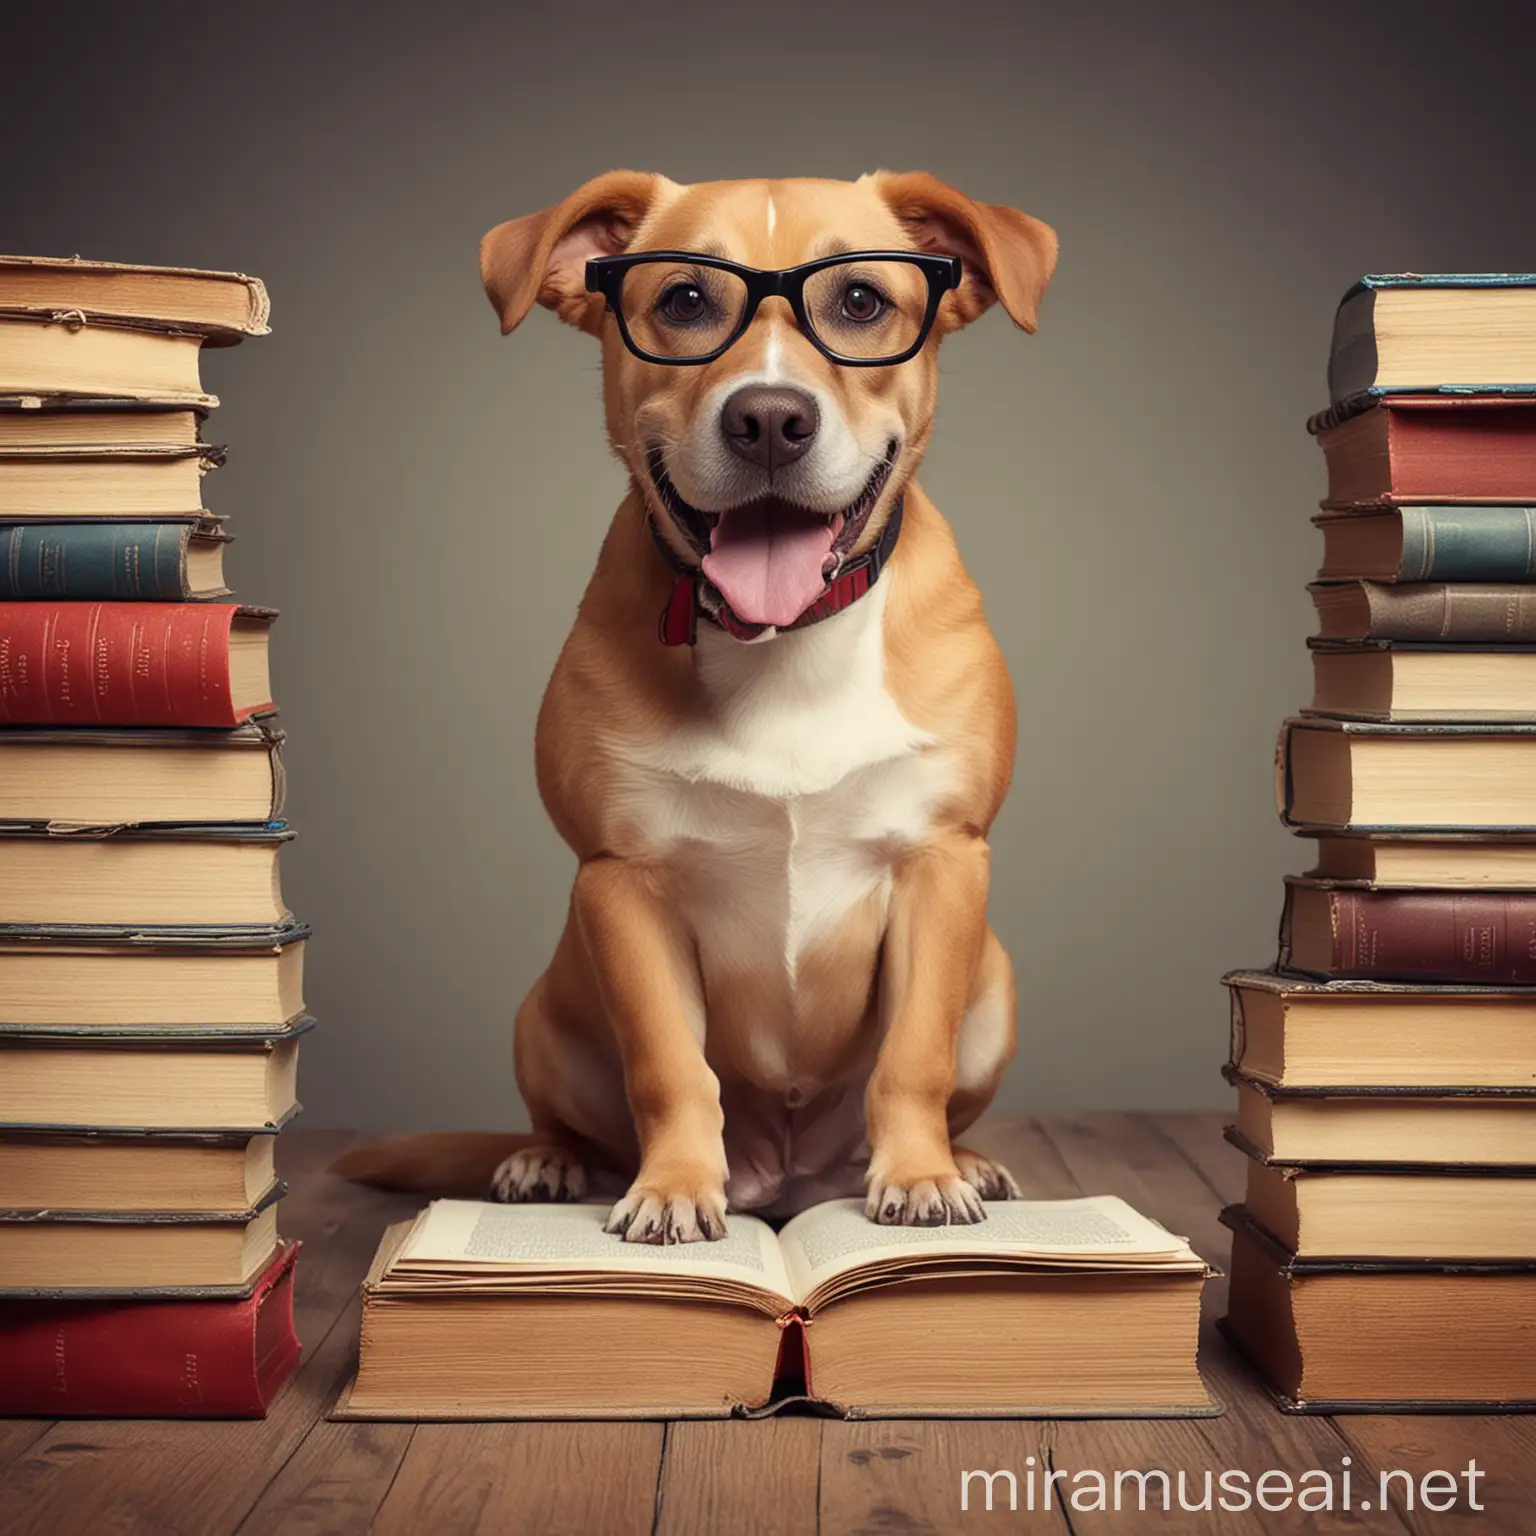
[0,256,269,338]
[0,406,204,450]
[1310,394,1536,507]
[1222,1205,1536,1411]
[1233,1136,1536,1260]
[1225,966,1536,1089]
[0,719,285,827]
[0,1182,284,1293]
[1309,639,1536,721]
[1311,581,1536,643]
[0,1019,310,1132]
[0,443,218,517]
[1277,717,1536,830]
[0,1129,277,1215]
[1228,1067,1536,1165]
[1279,878,1536,984]
[1304,830,1536,888]
[0,825,292,928]
[341,1199,1213,1420]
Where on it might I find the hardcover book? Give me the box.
[0,823,293,927]
[0,1238,300,1416]
[1311,393,1536,507]
[1327,274,1536,404]
[0,404,204,450]
[0,922,307,1029]
[0,443,218,518]
[1277,716,1536,831]
[0,719,285,827]
[0,601,274,727]
[1314,505,1536,583]
[1226,1065,1536,1165]
[1278,880,1536,985]
[1222,1206,1536,1412]
[1230,1134,1536,1261]
[0,518,230,600]
[0,1016,312,1132]
[1224,965,1536,1088]
[1308,638,1536,721]
[0,1179,285,1293]
[1309,581,1536,644]
[1303,829,1536,888]
[0,1127,278,1214]
[340,1198,1216,1420]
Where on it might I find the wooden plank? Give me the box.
[370,1422,664,1536]
[234,1419,417,1536]
[1030,1113,1414,1536]
[0,1422,52,1475]
[820,1418,1068,1534]
[0,1132,419,1536]
[655,1418,821,1536]
[1153,1111,1245,1204]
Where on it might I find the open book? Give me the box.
[341,1196,1215,1420]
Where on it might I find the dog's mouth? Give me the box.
[646,443,897,630]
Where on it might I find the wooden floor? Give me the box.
[3,1116,1535,1534]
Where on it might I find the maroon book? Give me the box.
[0,1240,300,1417]
[0,602,274,727]
[1283,879,1536,984]
[1310,394,1536,508]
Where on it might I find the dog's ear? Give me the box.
[865,170,1058,334]
[480,170,671,337]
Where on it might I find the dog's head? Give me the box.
[481,172,1056,633]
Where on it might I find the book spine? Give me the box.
[0,1252,299,1416]
[0,523,192,601]
[1398,506,1536,581]
[0,602,244,727]
[1365,584,1536,642]
[1303,889,1536,983]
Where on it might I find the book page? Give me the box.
[778,1196,1198,1300]
[395,1200,794,1307]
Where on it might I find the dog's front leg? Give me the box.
[572,855,728,1244]
[866,829,993,1226]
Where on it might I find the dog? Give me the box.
[333,171,1057,1242]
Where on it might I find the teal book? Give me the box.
[1316,505,1536,583]
[0,518,230,600]
[1327,274,1536,405]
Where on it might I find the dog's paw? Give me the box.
[490,1145,587,1204]
[604,1181,728,1244]
[865,1168,986,1227]
[952,1146,1022,1201]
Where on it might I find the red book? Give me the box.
[0,602,275,727]
[0,1240,300,1417]
[1310,394,1536,508]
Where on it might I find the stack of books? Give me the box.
[0,257,304,1418]
[1222,274,1536,1412]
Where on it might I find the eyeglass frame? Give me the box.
[584,250,963,367]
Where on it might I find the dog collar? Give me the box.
[649,495,904,646]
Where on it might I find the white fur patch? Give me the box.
[955,965,1014,1094]
[609,573,951,1045]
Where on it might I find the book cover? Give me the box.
[0,602,274,726]
[1309,581,1536,643]
[0,1238,300,1416]
[0,518,230,600]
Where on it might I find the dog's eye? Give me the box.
[840,282,885,323]
[658,284,708,324]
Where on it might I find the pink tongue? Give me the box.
[702,502,835,628]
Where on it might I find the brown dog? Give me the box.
[334,171,1057,1241]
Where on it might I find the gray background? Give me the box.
[3,0,1534,1129]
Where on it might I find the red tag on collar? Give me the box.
[658,572,698,646]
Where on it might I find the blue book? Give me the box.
[1316,505,1536,583]
[0,517,229,600]
[1328,274,1536,406]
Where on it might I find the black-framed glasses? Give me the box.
[585,250,962,367]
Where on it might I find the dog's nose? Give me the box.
[720,387,820,471]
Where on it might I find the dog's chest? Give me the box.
[616,579,948,1001]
